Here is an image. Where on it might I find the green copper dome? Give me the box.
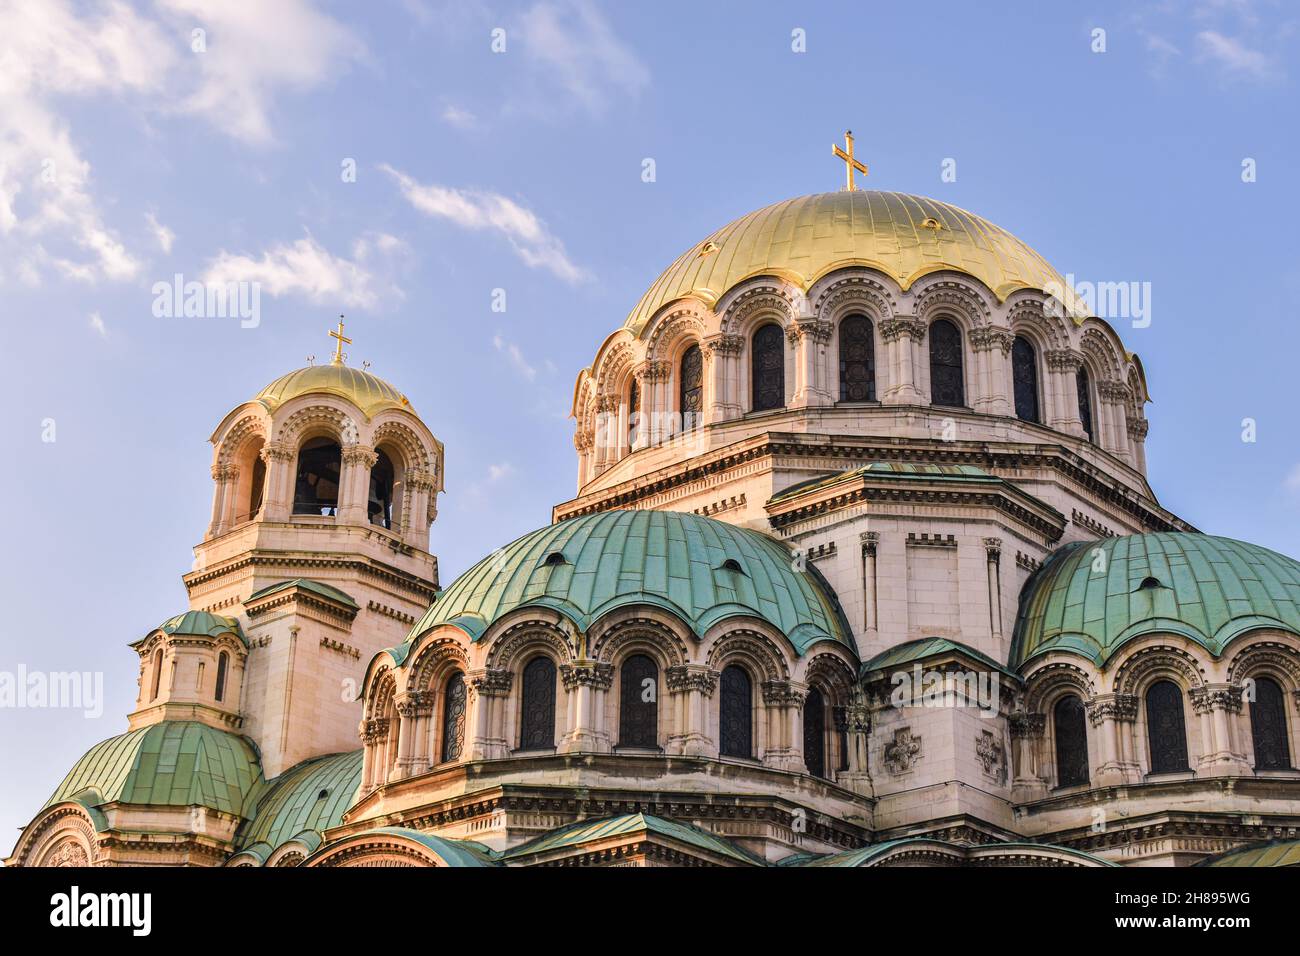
[138,610,246,647]
[45,721,265,818]
[407,510,853,656]
[235,750,362,862]
[1011,533,1300,668]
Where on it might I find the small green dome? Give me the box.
[152,610,246,646]
[45,721,265,818]
[236,750,362,860]
[407,510,853,656]
[1011,533,1300,668]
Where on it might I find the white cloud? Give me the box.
[493,333,537,382]
[203,233,386,309]
[1285,464,1300,498]
[156,0,364,145]
[1194,29,1280,80]
[518,0,649,115]
[351,230,407,262]
[88,311,107,338]
[145,211,175,254]
[440,104,477,128]
[381,163,588,283]
[487,462,513,482]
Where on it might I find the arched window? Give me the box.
[441,672,467,762]
[803,688,826,778]
[247,456,266,521]
[928,319,965,407]
[1053,695,1089,787]
[518,656,557,751]
[618,654,659,749]
[626,378,640,450]
[293,437,342,516]
[1012,335,1040,423]
[215,651,229,703]
[838,314,876,402]
[1145,680,1190,774]
[679,344,703,432]
[368,448,396,529]
[719,664,753,758]
[1077,365,1095,441]
[1250,677,1291,770]
[750,324,785,412]
[149,649,164,701]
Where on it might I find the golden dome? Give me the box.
[625,190,1072,333]
[255,363,413,418]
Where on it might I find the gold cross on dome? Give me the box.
[832,130,868,191]
[329,315,352,365]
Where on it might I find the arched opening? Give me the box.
[368,448,397,529]
[518,656,557,751]
[679,344,703,433]
[618,654,659,749]
[626,377,640,451]
[441,672,467,762]
[1053,694,1089,787]
[1077,365,1095,441]
[1012,335,1040,423]
[838,314,876,402]
[215,651,229,703]
[719,664,753,759]
[928,319,965,407]
[149,649,163,702]
[293,437,342,516]
[750,323,785,412]
[1250,676,1291,770]
[1145,680,1190,774]
[803,687,826,778]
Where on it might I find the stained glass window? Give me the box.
[1250,677,1291,770]
[441,672,467,762]
[679,345,703,432]
[1012,336,1040,423]
[838,314,876,402]
[1053,695,1089,787]
[929,319,965,407]
[751,324,785,412]
[1145,680,1189,774]
[618,654,658,749]
[519,656,556,751]
[719,664,753,758]
[804,688,826,777]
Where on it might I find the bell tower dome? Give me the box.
[185,321,443,776]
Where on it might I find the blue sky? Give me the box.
[1,0,1298,845]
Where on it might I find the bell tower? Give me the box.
[184,323,443,777]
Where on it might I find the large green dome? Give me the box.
[1011,533,1300,668]
[407,510,853,656]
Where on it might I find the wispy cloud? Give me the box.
[203,233,392,309]
[1285,463,1300,500]
[493,333,538,381]
[381,163,588,283]
[518,0,649,115]
[440,104,478,128]
[88,311,107,339]
[145,211,175,254]
[1194,29,1280,80]
[487,462,513,482]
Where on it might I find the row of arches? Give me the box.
[1040,675,1294,790]
[613,316,1104,451]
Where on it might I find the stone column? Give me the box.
[208,464,239,537]
[761,680,806,771]
[879,316,926,404]
[1191,684,1251,774]
[591,394,618,475]
[1044,349,1085,436]
[1010,712,1048,801]
[969,327,1013,415]
[257,442,295,522]
[1096,381,1132,461]
[359,717,390,792]
[394,692,434,778]
[558,662,614,754]
[665,665,716,756]
[1127,416,1149,474]
[984,537,1004,642]
[466,668,512,760]
[1087,693,1139,785]
[404,468,436,551]
[836,692,873,796]
[861,531,880,648]
[704,333,743,421]
[337,444,376,525]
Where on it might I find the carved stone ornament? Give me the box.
[883,726,922,775]
[976,729,1007,784]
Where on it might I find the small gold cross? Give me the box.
[329,315,352,366]
[832,130,868,191]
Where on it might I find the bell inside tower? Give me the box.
[293,437,342,516]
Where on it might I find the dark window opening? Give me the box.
[679,345,703,433]
[368,448,396,529]
[618,654,659,749]
[838,314,876,402]
[293,437,341,516]
[518,656,557,751]
[1077,366,1095,441]
[1146,680,1190,774]
[751,323,785,412]
[719,664,753,758]
[804,687,826,778]
[929,319,965,407]
[1012,335,1040,423]
[1053,695,1089,787]
[1251,676,1292,770]
[215,651,229,703]
[442,672,467,762]
[627,379,640,449]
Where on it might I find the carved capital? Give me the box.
[1085,693,1138,726]
[665,665,718,696]
[969,326,1014,354]
[1009,712,1047,739]
[560,661,615,691]
[879,316,927,343]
